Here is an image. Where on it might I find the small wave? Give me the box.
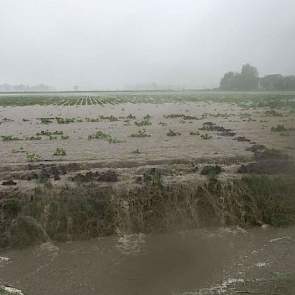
[116,233,146,255]
[0,256,10,263]
[0,286,24,295]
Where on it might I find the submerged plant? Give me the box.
[271,124,288,132]
[127,113,136,120]
[134,114,152,127]
[11,146,25,154]
[99,115,118,122]
[200,133,212,140]
[265,110,283,117]
[25,136,42,141]
[164,113,200,120]
[37,130,64,136]
[134,119,152,127]
[166,129,181,136]
[88,131,120,143]
[39,117,53,124]
[130,129,151,138]
[131,148,141,154]
[85,117,100,122]
[1,135,22,141]
[26,152,41,162]
[190,131,200,136]
[56,117,76,124]
[61,135,69,140]
[53,148,66,156]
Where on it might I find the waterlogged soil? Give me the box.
[0,102,294,165]
[0,226,295,295]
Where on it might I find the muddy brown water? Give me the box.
[1,226,295,295]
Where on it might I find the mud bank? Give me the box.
[1,173,294,249]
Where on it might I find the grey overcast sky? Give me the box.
[0,0,295,90]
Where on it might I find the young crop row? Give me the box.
[0,92,294,109]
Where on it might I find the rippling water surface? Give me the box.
[1,227,295,295]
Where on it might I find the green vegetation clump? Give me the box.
[200,133,212,140]
[131,148,141,154]
[70,170,118,183]
[166,129,181,136]
[134,114,152,126]
[85,117,100,122]
[39,117,54,124]
[134,120,151,127]
[130,129,151,138]
[25,136,42,141]
[99,115,118,121]
[61,135,69,140]
[265,110,283,117]
[11,147,25,154]
[164,113,184,119]
[56,117,76,124]
[159,121,167,126]
[143,168,163,186]
[199,122,228,132]
[53,148,66,156]
[164,113,200,120]
[271,124,288,132]
[26,152,41,162]
[88,131,120,143]
[190,131,200,136]
[36,130,68,140]
[134,118,152,127]
[37,130,64,136]
[1,135,22,141]
[201,165,222,177]
[127,114,136,120]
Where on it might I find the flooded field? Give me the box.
[1,226,295,295]
[0,92,294,164]
[2,0,295,293]
[0,91,295,294]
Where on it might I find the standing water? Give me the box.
[1,226,295,295]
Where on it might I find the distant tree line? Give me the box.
[260,74,295,91]
[0,84,53,92]
[220,64,295,91]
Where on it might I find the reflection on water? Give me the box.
[0,227,295,295]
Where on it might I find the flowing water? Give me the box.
[1,226,295,295]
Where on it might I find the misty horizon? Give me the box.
[1,0,295,90]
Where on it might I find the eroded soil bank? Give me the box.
[1,156,295,294]
[1,171,295,249]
